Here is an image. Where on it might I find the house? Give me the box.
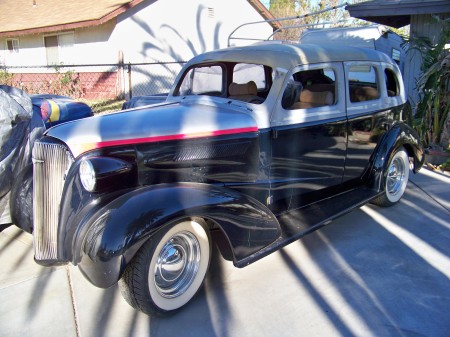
[299,25,407,73]
[0,0,278,98]
[346,0,450,107]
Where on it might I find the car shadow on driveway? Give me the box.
[281,181,450,337]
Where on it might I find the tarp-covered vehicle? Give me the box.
[31,94,93,128]
[0,87,93,231]
[30,43,423,316]
[0,86,45,229]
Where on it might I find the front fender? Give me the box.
[370,122,424,190]
[77,183,280,288]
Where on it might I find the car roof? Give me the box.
[186,42,394,70]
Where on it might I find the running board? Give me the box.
[235,187,381,268]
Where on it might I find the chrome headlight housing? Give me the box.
[79,159,96,192]
[78,157,134,192]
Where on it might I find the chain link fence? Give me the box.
[0,61,185,113]
[128,61,185,97]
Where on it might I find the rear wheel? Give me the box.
[372,148,409,207]
[119,219,211,315]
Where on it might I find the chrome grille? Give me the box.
[33,141,73,261]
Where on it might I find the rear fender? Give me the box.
[369,122,424,190]
[78,183,280,288]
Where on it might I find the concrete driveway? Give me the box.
[0,168,449,337]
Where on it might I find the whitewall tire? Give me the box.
[119,219,211,315]
[372,148,409,207]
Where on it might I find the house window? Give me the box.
[44,33,74,65]
[392,49,401,64]
[6,39,19,53]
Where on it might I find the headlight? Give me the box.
[79,159,96,192]
[78,156,134,192]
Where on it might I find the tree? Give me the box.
[408,18,450,148]
[269,0,300,41]
[269,0,350,41]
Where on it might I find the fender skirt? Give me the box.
[77,183,280,288]
[369,122,424,190]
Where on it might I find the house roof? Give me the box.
[346,0,450,28]
[0,0,278,38]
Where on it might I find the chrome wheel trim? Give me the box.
[386,150,409,203]
[154,231,201,299]
[387,157,405,195]
[147,220,210,311]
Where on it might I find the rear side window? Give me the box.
[348,65,380,103]
[384,68,400,97]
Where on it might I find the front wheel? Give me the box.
[119,219,211,315]
[372,147,409,207]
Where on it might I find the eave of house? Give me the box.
[346,0,450,28]
[0,0,146,38]
[247,0,281,30]
[0,0,279,38]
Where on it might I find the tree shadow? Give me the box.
[278,248,356,336]
[123,4,223,97]
[0,227,23,255]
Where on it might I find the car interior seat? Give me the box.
[228,81,263,104]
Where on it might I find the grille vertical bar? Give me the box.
[33,142,73,261]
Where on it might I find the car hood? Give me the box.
[45,99,258,157]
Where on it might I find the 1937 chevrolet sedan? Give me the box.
[26,43,423,315]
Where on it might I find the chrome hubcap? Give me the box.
[154,231,201,298]
[387,157,406,196]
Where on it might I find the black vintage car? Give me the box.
[26,43,423,315]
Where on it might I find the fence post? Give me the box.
[118,51,125,99]
[127,63,132,99]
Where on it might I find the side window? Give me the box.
[177,65,223,96]
[384,68,400,97]
[348,65,380,103]
[282,68,336,110]
[228,63,271,104]
[232,63,266,89]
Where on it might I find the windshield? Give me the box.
[174,62,273,104]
